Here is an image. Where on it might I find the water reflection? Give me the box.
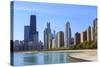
[14,52,72,66]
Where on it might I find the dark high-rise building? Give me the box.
[24,26,30,50]
[70,37,74,45]
[84,30,87,42]
[24,26,30,42]
[93,18,97,32]
[44,28,47,49]
[93,18,97,41]
[29,15,36,41]
[27,15,39,50]
[74,32,80,45]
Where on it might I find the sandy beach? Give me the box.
[69,49,97,61]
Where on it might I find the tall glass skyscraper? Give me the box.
[44,22,51,49]
[29,15,37,41]
[24,26,30,50]
[24,26,30,42]
[64,22,71,48]
[28,15,39,50]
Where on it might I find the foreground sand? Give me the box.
[69,49,97,61]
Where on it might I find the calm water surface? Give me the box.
[13,51,76,66]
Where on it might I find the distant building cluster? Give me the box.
[74,18,97,45]
[44,18,97,49]
[44,21,72,49]
[13,15,43,51]
[13,14,97,51]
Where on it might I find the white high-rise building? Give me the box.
[56,31,64,48]
[52,39,56,48]
[64,22,71,48]
[87,26,91,41]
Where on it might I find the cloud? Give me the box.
[14,7,36,11]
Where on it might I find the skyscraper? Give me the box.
[64,22,71,48]
[52,30,56,48]
[84,30,87,41]
[44,22,51,49]
[74,32,80,45]
[48,33,52,49]
[91,27,94,41]
[24,26,30,50]
[29,15,37,41]
[53,30,56,39]
[87,26,91,41]
[52,39,56,48]
[93,18,97,41]
[24,26,30,42]
[80,32,83,43]
[28,15,39,50]
[70,37,74,45]
[80,30,87,43]
[56,31,64,48]
[44,28,47,49]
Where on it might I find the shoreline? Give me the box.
[69,49,97,61]
[13,49,97,62]
[13,49,97,53]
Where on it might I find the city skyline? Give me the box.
[14,1,97,43]
[11,1,97,66]
[13,14,97,50]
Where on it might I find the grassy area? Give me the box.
[14,40,97,53]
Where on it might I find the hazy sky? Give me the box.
[13,1,97,42]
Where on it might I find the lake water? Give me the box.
[13,51,78,66]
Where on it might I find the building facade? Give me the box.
[44,22,52,49]
[93,18,97,41]
[56,31,64,48]
[52,39,56,48]
[64,22,71,48]
[74,32,80,45]
[80,30,87,43]
[28,15,39,50]
[87,26,91,41]
[29,15,37,41]
[24,26,30,50]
